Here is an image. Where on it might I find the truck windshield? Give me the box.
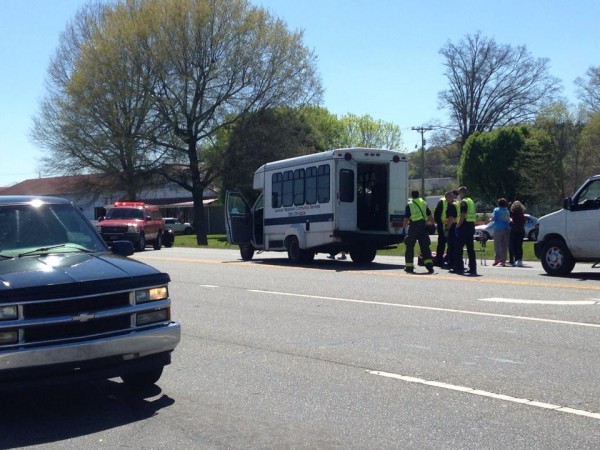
[0,203,106,255]
[107,208,144,220]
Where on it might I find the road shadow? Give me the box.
[539,271,600,282]
[228,256,404,272]
[0,380,174,449]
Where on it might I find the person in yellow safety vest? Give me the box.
[452,185,478,276]
[402,190,435,274]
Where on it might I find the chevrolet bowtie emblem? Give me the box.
[73,312,95,323]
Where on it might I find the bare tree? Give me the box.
[140,0,323,244]
[438,32,562,146]
[575,66,600,113]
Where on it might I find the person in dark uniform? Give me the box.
[452,186,477,275]
[442,190,458,269]
[433,190,458,266]
[402,190,434,274]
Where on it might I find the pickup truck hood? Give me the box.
[0,252,168,293]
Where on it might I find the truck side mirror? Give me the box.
[562,197,572,210]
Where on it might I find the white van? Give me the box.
[225,148,408,264]
[534,174,600,275]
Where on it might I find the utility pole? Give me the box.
[411,126,433,195]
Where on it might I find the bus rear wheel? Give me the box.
[286,237,314,264]
[350,247,377,264]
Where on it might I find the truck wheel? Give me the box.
[240,244,255,261]
[163,231,174,248]
[541,239,575,276]
[153,232,162,250]
[350,247,377,264]
[121,367,163,390]
[135,234,146,252]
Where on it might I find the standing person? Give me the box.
[433,194,449,266]
[510,200,526,267]
[402,190,435,274]
[492,198,511,266]
[452,186,478,275]
[443,190,458,269]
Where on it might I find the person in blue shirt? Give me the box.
[492,197,511,266]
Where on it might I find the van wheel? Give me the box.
[350,247,377,264]
[541,239,575,276]
[240,244,255,261]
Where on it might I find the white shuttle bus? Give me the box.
[225,148,408,264]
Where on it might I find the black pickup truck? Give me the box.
[0,196,180,389]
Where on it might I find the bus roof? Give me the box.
[255,148,406,173]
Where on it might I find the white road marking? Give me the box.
[200,285,219,288]
[248,289,600,328]
[368,370,600,421]
[480,298,598,305]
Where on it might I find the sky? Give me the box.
[1,0,599,187]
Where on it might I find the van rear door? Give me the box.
[225,191,252,245]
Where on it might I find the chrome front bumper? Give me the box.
[0,322,181,371]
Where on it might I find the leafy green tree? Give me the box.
[213,107,327,203]
[439,32,561,147]
[574,112,600,184]
[32,3,168,200]
[459,126,556,209]
[534,103,584,199]
[337,114,403,150]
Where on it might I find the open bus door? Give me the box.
[225,191,253,246]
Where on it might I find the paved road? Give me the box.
[2,247,600,449]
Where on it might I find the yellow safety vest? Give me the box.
[463,197,476,222]
[408,198,427,222]
[439,197,448,223]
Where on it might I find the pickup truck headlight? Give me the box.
[134,286,168,304]
[0,305,17,320]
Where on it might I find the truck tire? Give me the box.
[240,244,255,261]
[540,239,575,276]
[153,231,162,250]
[135,234,146,252]
[121,367,163,390]
[163,230,174,248]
